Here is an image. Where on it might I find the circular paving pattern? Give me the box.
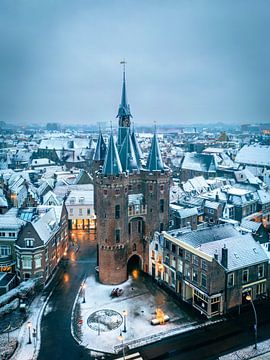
[87,309,123,332]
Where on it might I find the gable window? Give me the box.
[70,208,73,215]
[87,208,91,215]
[258,264,264,279]
[242,269,249,284]
[79,208,83,216]
[115,229,120,243]
[227,273,234,287]
[25,238,34,248]
[115,205,120,219]
[171,244,176,253]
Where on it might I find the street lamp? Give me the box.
[123,310,128,333]
[246,293,257,350]
[118,331,125,360]
[27,321,32,344]
[82,283,86,303]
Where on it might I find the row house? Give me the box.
[65,188,96,231]
[15,205,68,283]
[150,224,269,318]
[0,208,24,293]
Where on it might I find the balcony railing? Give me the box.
[128,205,147,217]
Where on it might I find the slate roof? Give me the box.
[257,189,270,205]
[241,220,261,233]
[0,208,24,230]
[181,153,218,173]
[168,223,239,248]
[93,131,107,161]
[146,133,164,171]
[200,233,268,270]
[118,132,140,172]
[204,200,221,210]
[32,206,62,244]
[102,134,123,176]
[235,144,270,167]
[170,204,198,218]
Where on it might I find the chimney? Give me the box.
[214,250,218,261]
[215,192,219,202]
[221,244,228,268]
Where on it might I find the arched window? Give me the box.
[133,243,136,252]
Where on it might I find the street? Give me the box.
[137,300,270,360]
[38,232,97,360]
[38,232,270,360]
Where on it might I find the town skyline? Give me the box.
[1,0,270,126]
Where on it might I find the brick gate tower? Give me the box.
[94,65,171,285]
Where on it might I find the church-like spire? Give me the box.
[146,128,164,171]
[93,130,107,161]
[102,132,123,176]
[117,60,132,128]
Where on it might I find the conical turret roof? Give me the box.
[93,131,107,161]
[119,131,140,172]
[146,132,164,171]
[102,133,122,176]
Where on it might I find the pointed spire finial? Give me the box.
[120,59,127,74]
[117,60,132,128]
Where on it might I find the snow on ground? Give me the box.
[74,273,200,354]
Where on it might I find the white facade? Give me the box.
[65,188,96,230]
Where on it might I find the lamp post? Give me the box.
[118,331,125,360]
[27,321,32,344]
[246,293,257,350]
[82,283,86,303]
[123,310,128,333]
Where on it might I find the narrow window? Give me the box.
[115,229,120,243]
[115,205,120,219]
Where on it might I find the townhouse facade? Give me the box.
[149,224,269,318]
[15,205,68,283]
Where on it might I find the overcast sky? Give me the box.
[0,0,269,126]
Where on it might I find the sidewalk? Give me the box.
[71,273,220,355]
[219,339,270,360]
[9,292,49,360]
